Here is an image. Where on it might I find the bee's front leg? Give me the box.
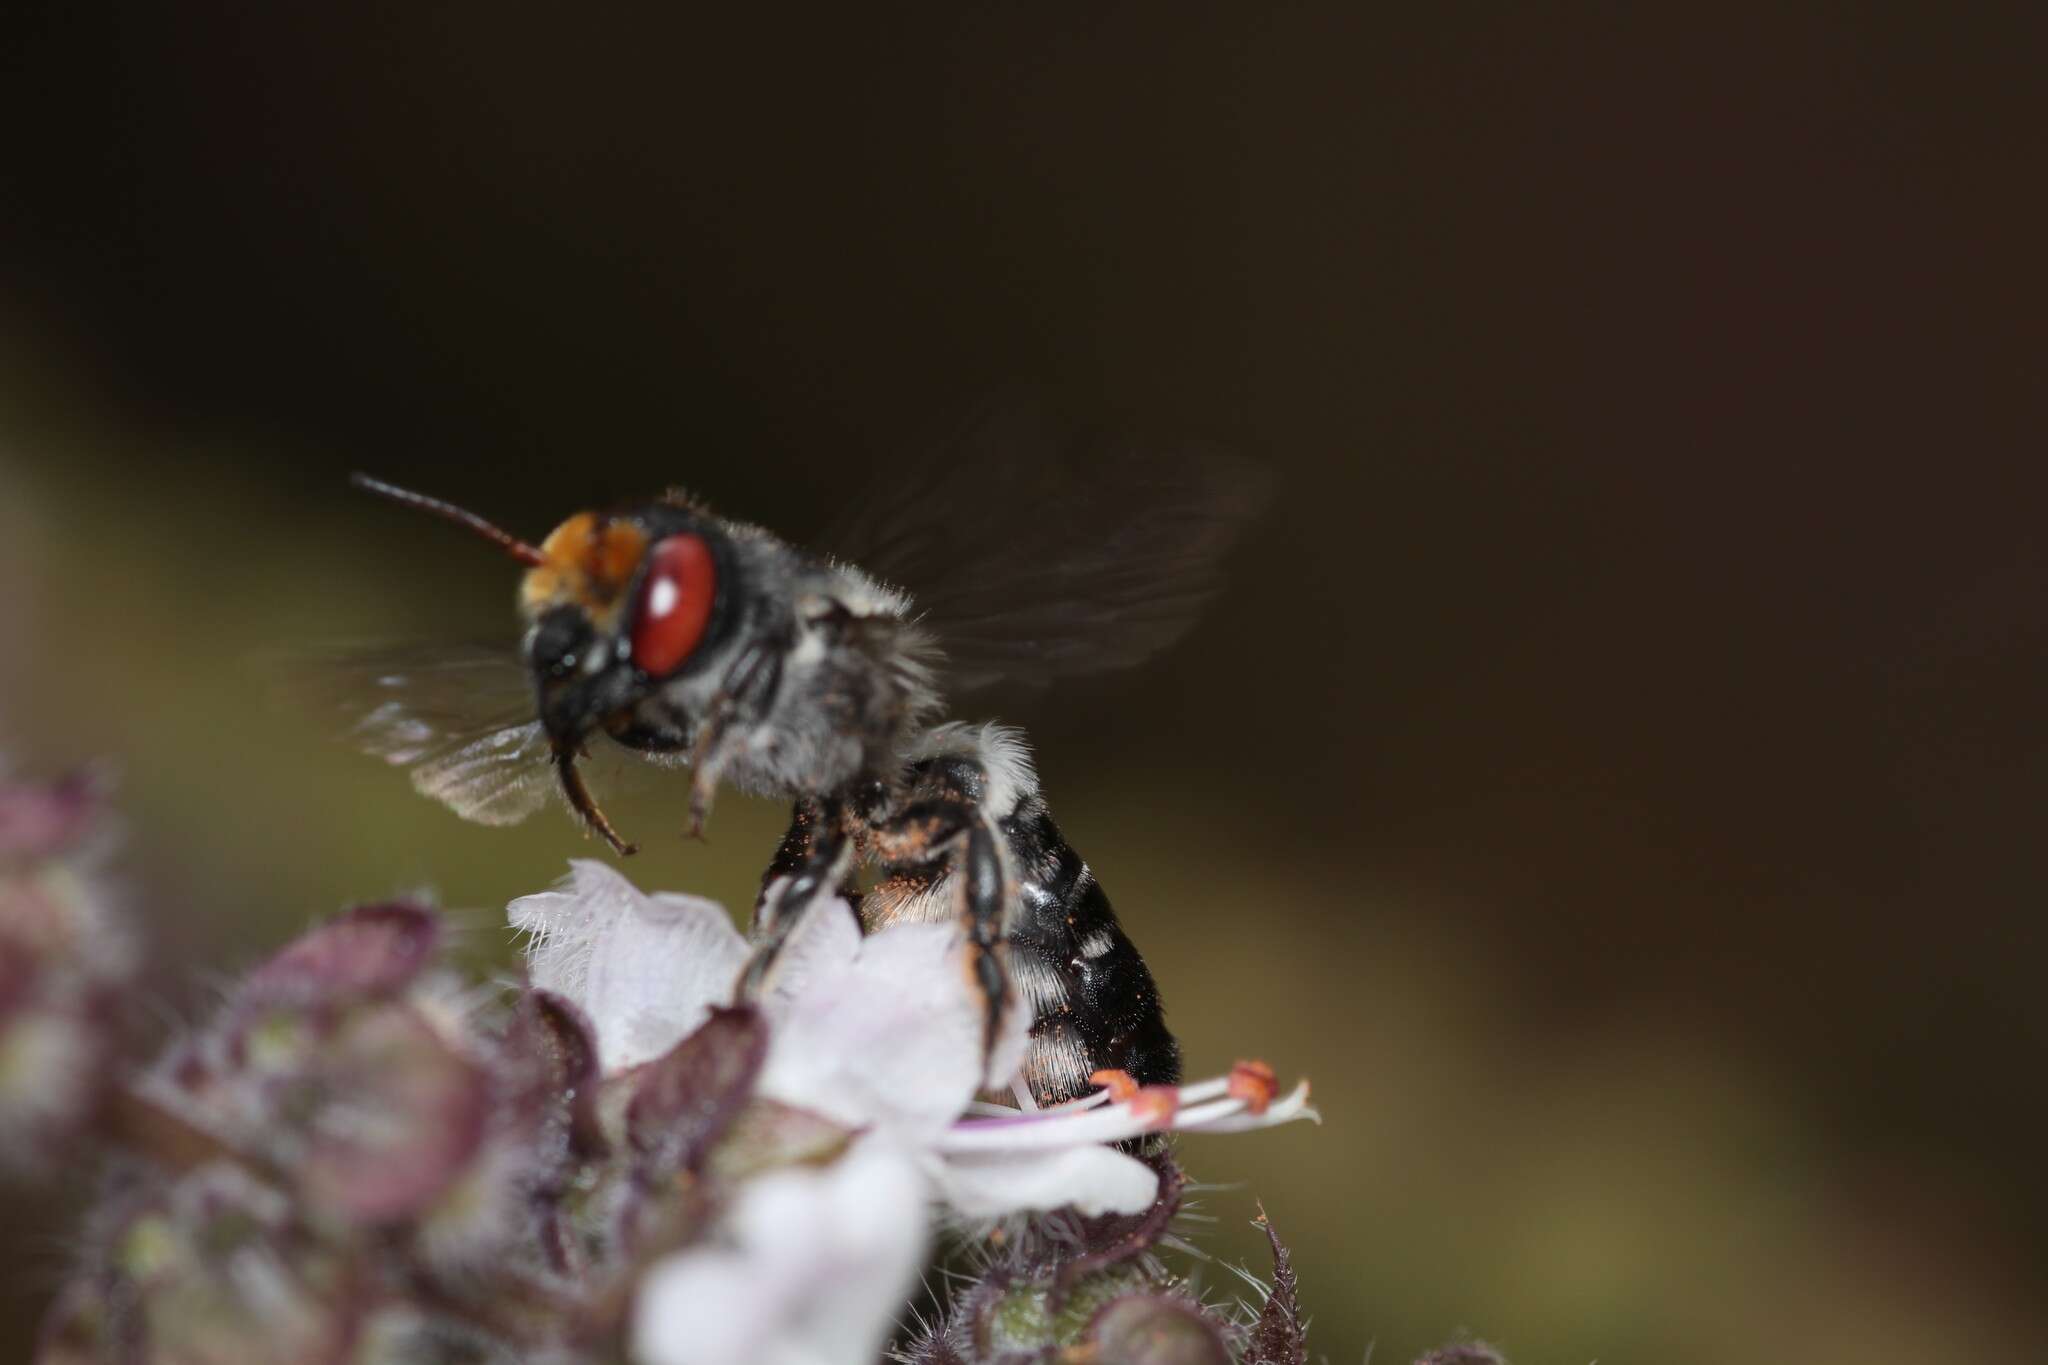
[683,640,781,840]
[735,796,850,999]
[868,797,1018,1070]
[753,798,824,927]
[751,797,869,930]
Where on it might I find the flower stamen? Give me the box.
[1228,1058,1278,1115]
[938,1068,1316,1153]
[1130,1085,1179,1129]
[1088,1068,1140,1103]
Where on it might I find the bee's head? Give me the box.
[517,505,734,751]
[348,477,739,756]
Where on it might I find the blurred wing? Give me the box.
[820,404,1270,692]
[384,715,556,827]
[274,642,557,826]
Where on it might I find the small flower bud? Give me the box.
[1081,1294,1232,1365]
[33,1280,114,1365]
[0,771,131,1171]
[0,999,111,1170]
[294,1001,490,1224]
[484,989,612,1278]
[970,1265,1155,1358]
[625,1005,769,1177]
[701,1097,856,1184]
[612,1005,772,1257]
[49,1168,363,1365]
[0,768,105,863]
[506,988,609,1163]
[1044,1154,1186,1305]
[238,901,440,1011]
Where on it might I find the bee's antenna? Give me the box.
[349,473,549,568]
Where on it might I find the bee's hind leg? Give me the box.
[958,817,1016,1068]
[867,797,1018,1073]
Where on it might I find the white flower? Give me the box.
[631,1143,926,1365]
[511,863,746,1073]
[509,861,1317,1365]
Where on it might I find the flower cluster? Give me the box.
[0,770,1504,1364]
[514,860,1318,1364]
[0,768,131,1169]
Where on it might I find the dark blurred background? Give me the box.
[2,4,2045,1361]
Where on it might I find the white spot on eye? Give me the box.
[648,575,679,618]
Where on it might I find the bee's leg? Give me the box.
[751,797,867,934]
[684,641,782,839]
[753,798,823,926]
[553,750,638,857]
[958,816,1016,1067]
[684,722,736,841]
[868,798,1017,1069]
[736,797,850,999]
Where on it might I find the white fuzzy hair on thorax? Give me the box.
[824,559,915,619]
[907,721,1040,820]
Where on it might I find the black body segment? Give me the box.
[996,791,1179,1103]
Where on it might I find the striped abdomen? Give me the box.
[995,791,1180,1103]
[859,731,1180,1106]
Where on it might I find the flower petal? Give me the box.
[511,861,747,1072]
[747,875,863,1012]
[929,1142,1161,1219]
[632,1143,926,1365]
[758,922,986,1140]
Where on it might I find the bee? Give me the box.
[323,413,1263,1104]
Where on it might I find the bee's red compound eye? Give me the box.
[630,534,717,677]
